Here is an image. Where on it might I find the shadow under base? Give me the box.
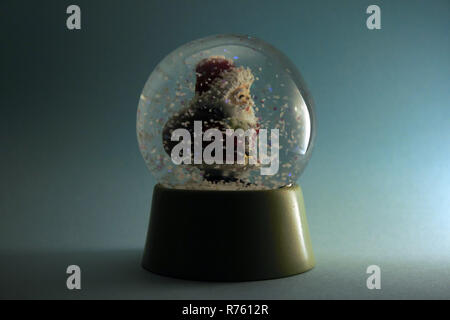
[142,183,315,281]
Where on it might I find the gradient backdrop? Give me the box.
[1,0,449,299]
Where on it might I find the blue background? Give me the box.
[1,0,449,299]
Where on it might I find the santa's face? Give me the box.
[227,84,253,107]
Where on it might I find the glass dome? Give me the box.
[137,34,315,190]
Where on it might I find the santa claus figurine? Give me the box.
[162,56,260,183]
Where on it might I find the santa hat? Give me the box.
[195,56,235,94]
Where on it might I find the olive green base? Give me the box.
[142,184,315,281]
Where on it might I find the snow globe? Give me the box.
[138,34,316,280]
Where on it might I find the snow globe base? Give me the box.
[142,184,315,281]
